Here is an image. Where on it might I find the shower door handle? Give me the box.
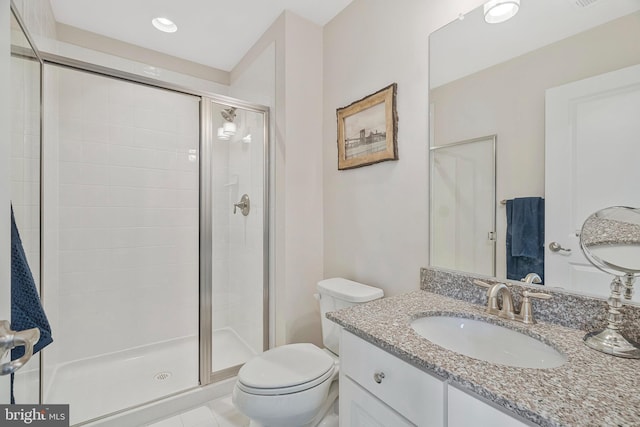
[0,320,40,375]
[233,194,250,216]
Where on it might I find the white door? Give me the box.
[545,64,640,300]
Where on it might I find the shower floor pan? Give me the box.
[44,327,255,425]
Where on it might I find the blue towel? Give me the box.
[10,206,53,403]
[506,198,545,282]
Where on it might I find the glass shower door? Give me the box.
[203,100,268,382]
[43,65,201,424]
[430,136,496,276]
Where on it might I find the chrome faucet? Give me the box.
[486,283,516,320]
[521,273,542,284]
[473,280,551,324]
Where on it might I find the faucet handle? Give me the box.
[473,279,512,288]
[473,279,492,289]
[522,291,552,300]
[519,291,551,324]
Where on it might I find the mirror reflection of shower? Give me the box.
[217,107,252,143]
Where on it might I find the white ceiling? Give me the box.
[430,0,640,88]
[49,0,354,71]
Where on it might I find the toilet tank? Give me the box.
[317,278,384,356]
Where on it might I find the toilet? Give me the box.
[232,278,384,427]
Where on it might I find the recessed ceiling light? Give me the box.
[483,0,520,24]
[152,17,177,33]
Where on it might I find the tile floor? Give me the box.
[147,396,249,427]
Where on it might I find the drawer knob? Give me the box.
[373,371,385,384]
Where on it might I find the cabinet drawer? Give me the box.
[341,331,445,426]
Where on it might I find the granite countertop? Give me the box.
[327,290,640,427]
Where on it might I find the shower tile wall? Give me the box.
[54,68,200,363]
[10,49,40,286]
[42,64,60,402]
[227,44,274,353]
[212,130,230,330]
[227,110,264,353]
[212,107,265,357]
[9,17,43,404]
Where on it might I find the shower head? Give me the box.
[221,107,237,122]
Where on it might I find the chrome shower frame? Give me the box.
[26,47,270,418]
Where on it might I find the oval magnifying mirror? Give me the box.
[580,206,640,358]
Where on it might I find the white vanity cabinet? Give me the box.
[340,331,445,426]
[340,331,533,427]
[447,385,531,427]
[340,376,415,426]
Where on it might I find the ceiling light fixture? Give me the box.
[483,0,520,24]
[152,17,178,33]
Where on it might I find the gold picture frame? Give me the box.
[336,83,398,170]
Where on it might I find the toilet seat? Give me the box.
[237,343,336,396]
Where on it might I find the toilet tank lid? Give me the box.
[317,278,384,303]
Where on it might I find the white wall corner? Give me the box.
[282,11,324,346]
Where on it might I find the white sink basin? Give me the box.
[410,316,566,369]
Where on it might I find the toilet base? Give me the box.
[312,381,339,427]
[315,397,339,427]
[245,380,339,427]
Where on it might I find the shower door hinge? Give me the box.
[488,231,496,241]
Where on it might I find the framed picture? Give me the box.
[336,83,398,170]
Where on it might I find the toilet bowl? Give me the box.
[233,344,338,427]
[232,278,383,427]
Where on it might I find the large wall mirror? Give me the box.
[429,0,640,301]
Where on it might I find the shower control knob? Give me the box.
[233,194,250,216]
[373,371,385,384]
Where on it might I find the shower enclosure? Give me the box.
[7,6,270,424]
[430,135,496,276]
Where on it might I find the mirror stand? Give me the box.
[623,273,635,300]
[583,276,640,359]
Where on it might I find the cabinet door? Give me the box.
[448,385,530,427]
[340,376,415,427]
